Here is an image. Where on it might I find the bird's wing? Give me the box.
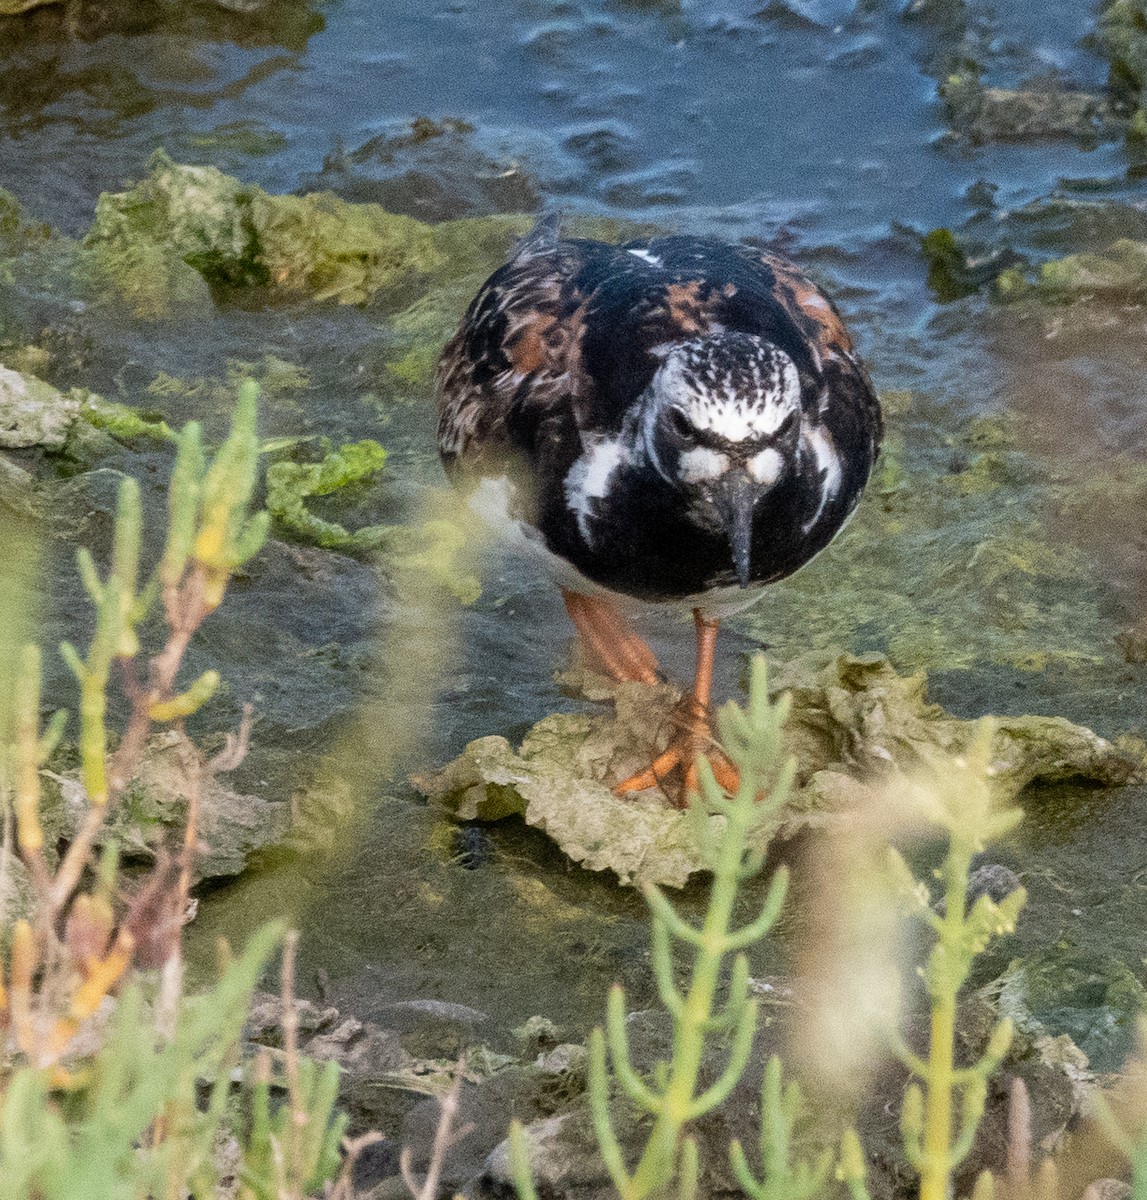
[717,242,881,445]
[436,221,601,479]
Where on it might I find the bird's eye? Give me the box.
[667,407,696,443]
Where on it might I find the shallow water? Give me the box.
[5,0,1147,1053]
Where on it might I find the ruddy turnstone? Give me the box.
[436,216,881,803]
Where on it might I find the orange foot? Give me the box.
[613,610,740,807]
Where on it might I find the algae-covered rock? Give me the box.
[774,651,1140,816]
[953,87,1110,144]
[414,680,741,888]
[0,364,183,458]
[51,730,291,881]
[0,365,80,448]
[988,949,1146,1072]
[416,655,1141,887]
[1031,237,1147,301]
[923,193,1147,310]
[83,150,442,318]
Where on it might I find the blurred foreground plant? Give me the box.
[889,722,1028,1200]
[511,659,842,1200]
[0,382,344,1198]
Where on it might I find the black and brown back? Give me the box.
[436,217,882,601]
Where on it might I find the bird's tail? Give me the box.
[512,212,561,263]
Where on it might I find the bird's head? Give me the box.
[641,332,803,587]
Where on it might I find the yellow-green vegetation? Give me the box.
[76,392,176,443]
[503,667,1043,1200]
[83,150,443,318]
[0,383,346,1198]
[266,438,390,549]
[887,725,1027,1200]
[728,1055,833,1200]
[1089,1017,1147,1195]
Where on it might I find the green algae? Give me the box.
[77,392,176,442]
[920,227,1022,302]
[264,439,481,601]
[1031,237,1147,301]
[83,150,443,318]
[183,122,289,158]
[266,439,389,550]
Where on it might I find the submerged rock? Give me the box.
[950,86,1112,144]
[988,949,1146,1073]
[415,654,1141,887]
[305,116,548,222]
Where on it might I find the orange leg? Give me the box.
[562,590,662,685]
[614,609,740,806]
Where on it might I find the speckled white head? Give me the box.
[643,332,803,486]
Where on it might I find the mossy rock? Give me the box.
[415,654,1142,887]
[1034,237,1147,300]
[82,151,444,318]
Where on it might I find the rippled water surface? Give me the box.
[5,0,1147,1040]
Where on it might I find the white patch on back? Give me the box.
[627,248,662,267]
[746,447,783,486]
[678,447,730,483]
[564,435,627,544]
[800,424,842,531]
